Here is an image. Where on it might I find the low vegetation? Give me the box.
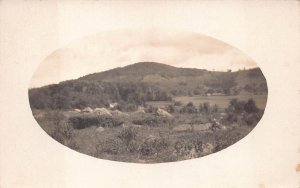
[33,96,264,163]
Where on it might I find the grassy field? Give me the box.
[33,95,264,163]
[34,110,254,163]
[147,94,267,111]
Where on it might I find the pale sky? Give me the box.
[30,29,257,88]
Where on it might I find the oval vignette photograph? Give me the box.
[28,29,268,163]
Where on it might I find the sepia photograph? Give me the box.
[29,30,267,163]
[1,1,299,187]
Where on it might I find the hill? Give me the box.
[29,62,267,110]
[79,62,208,82]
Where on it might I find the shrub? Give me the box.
[226,113,238,123]
[132,115,169,126]
[127,140,140,153]
[96,115,123,128]
[166,104,175,113]
[174,138,203,153]
[144,105,157,113]
[180,102,198,114]
[69,116,98,129]
[212,104,218,113]
[51,122,72,143]
[97,138,126,155]
[43,111,66,126]
[118,126,138,145]
[50,121,78,149]
[228,99,246,113]
[116,102,138,112]
[174,101,183,106]
[172,137,204,160]
[244,112,262,126]
[244,99,259,113]
[199,102,217,114]
[227,98,259,115]
[139,136,169,156]
[213,129,245,152]
[69,115,123,129]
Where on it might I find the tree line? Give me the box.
[29,80,172,110]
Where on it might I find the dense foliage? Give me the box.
[29,81,172,110]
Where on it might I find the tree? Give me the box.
[180,102,198,114]
[166,104,175,113]
[244,99,259,113]
[228,98,245,113]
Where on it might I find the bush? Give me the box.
[116,102,137,112]
[132,115,169,126]
[96,115,123,128]
[174,101,183,106]
[97,138,126,155]
[139,137,169,156]
[127,140,140,153]
[144,105,157,113]
[227,98,259,114]
[244,112,262,126]
[118,126,138,145]
[50,121,78,149]
[228,99,245,113]
[43,111,66,126]
[69,116,98,129]
[213,129,245,152]
[172,137,204,160]
[199,102,217,114]
[244,99,259,113]
[180,102,198,114]
[174,138,203,153]
[166,104,175,113]
[226,113,238,124]
[69,115,123,129]
[212,104,218,113]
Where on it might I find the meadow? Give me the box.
[32,95,265,163]
[147,94,267,111]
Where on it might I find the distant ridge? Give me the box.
[80,62,208,81]
[29,62,267,110]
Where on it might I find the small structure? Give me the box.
[156,108,173,118]
[82,107,93,113]
[96,127,105,133]
[74,109,81,112]
[94,108,112,116]
[109,102,118,109]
